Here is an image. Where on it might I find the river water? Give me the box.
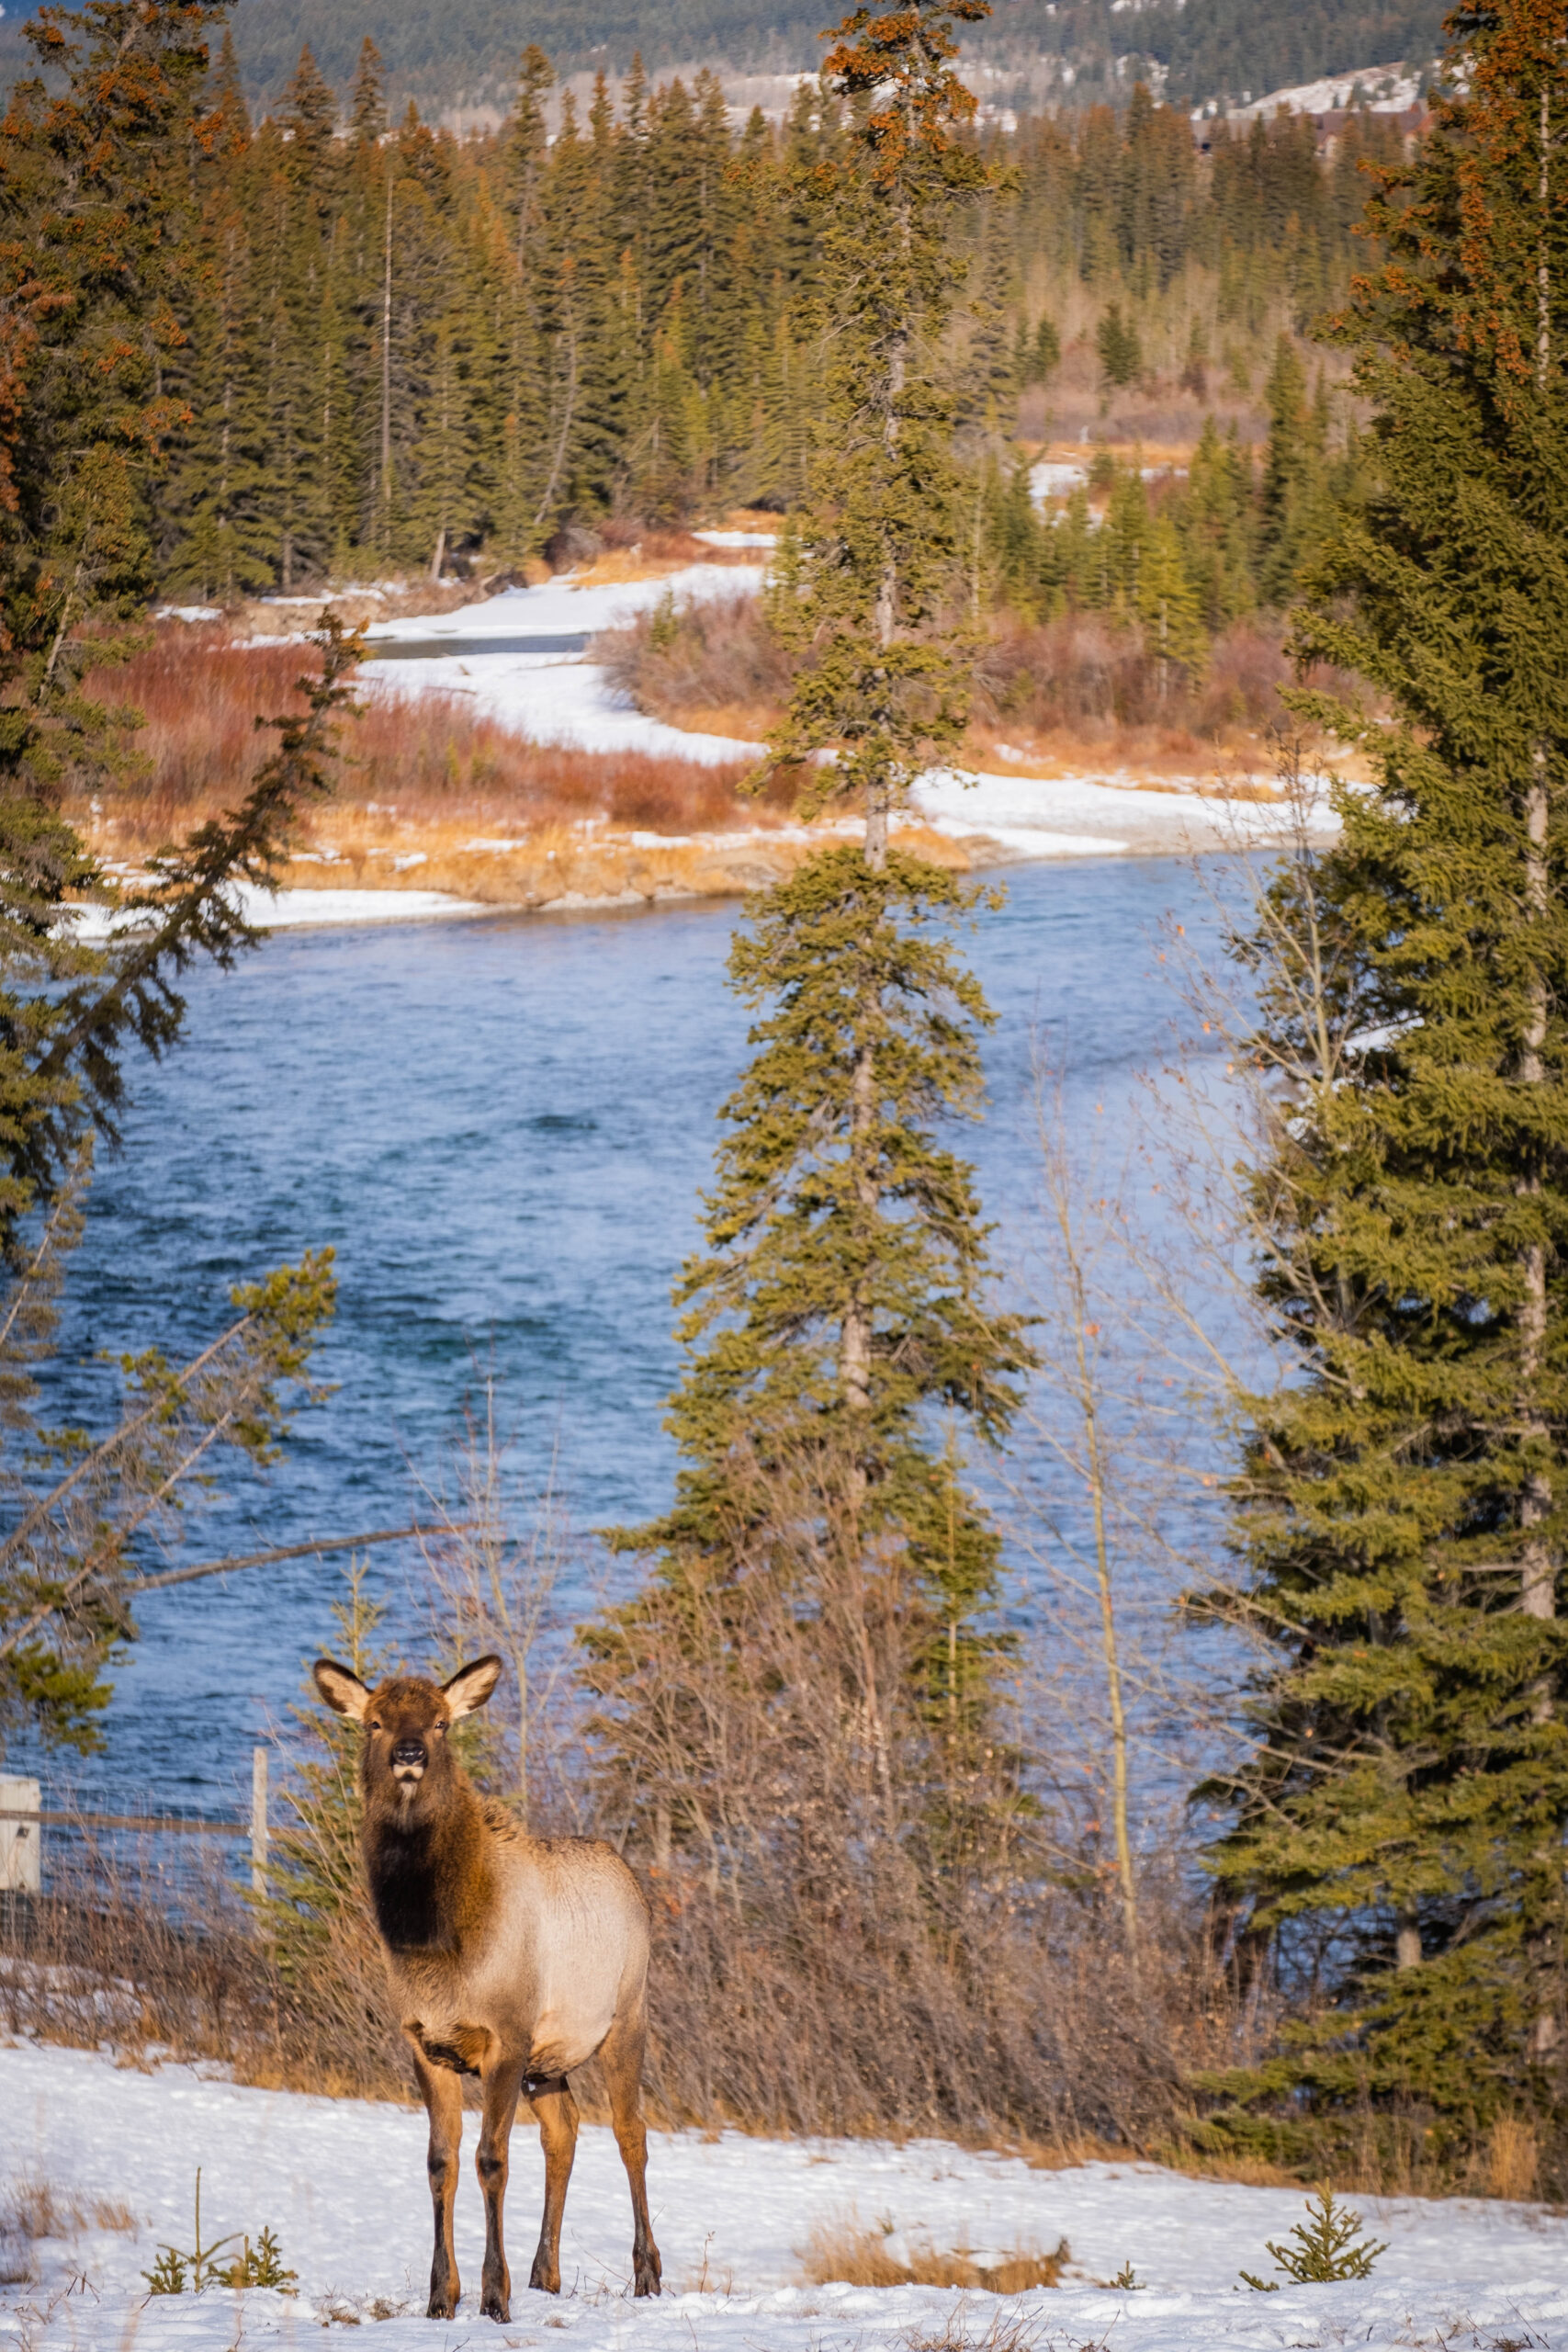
[21,853,1240,1820]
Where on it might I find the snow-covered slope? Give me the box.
[1,2042,1563,2347]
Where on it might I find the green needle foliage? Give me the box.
[0,0,367,1247]
[1239,2188,1388,2290]
[757,0,995,847]
[583,2,1035,1931]
[1192,0,1568,2177]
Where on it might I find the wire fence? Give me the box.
[0,1747,272,1905]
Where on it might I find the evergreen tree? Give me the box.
[1258,333,1328,606]
[349,37,386,146]
[1194,0,1568,2174]
[584,0,1034,1902]
[1136,512,1205,701]
[1096,301,1143,391]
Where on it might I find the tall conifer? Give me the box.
[1197,0,1568,2168]
[585,0,1033,1896]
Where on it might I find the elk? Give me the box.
[312,1653,662,2321]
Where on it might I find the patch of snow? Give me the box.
[1225,62,1424,119]
[154,605,222,623]
[914,764,1337,854]
[1029,460,1089,503]
[364,563,766,651]
[59,885,490,936]
[693,530,779,548]
[2,2044,1567,2349]
[362,653,765,769]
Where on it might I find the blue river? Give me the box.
[19,853,1240,1821]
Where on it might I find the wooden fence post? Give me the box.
[250,1747,268,1902]
[0,1775,40,1893]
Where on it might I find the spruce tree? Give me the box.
[1195,0,1568,2176]
[1258,334,1329,607]
[584,0,1033,1901]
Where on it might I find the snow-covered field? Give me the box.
[1,2042,1562,2348]
[357,570,1324,866]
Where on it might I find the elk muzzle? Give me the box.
[392,1737,428,1788]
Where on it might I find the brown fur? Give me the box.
[313,1656,661,2320]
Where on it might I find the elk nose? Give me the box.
[392,1739,426,1770]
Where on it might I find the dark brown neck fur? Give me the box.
[360,1756,494,1959]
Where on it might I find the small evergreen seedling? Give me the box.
[1105,2261,1144,2290]
[1240,2187,1388,2290]
[141,2245,187,2296]
[138,2170,293,2295]
[224,2228,298,2292]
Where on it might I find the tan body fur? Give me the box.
[314,1655,662,2321]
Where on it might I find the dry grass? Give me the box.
[68,627,981,908]
[78,630,776,852]
[1,2177,138,2242]
[567,526,763,586]
[599,588,1359,791]
[898,2311,1055,2352]
[1486,2116,1540,2202]
[798,2219,1069,2293]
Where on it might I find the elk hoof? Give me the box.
[427,2292,459,2321]
[529,2258,561,2296]
[481,2291,512,2322]
[634,2251,662,2299]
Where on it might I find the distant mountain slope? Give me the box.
[0,0,1450,117]
[225,0,825,112]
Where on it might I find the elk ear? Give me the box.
[314,1657,372,1721]
[443,1655,502,1720]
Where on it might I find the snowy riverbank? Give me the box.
[356,570,1329,866]
[1,2041,1562,2347]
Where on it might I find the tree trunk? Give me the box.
[380,168,393,549]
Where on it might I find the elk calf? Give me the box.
[313,1654,661,2321]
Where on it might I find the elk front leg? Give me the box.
[411,2041,465,2319]
[525,2075,579,2295]
[476,2056,524,2321]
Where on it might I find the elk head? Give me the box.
[313,1656,502,1818]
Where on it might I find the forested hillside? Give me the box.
[230,0,1448,119]
[62,25,1404,627]
[0,0,1450,125]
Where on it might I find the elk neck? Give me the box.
[360,1756,494,1959]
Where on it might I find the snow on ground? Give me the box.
[356,571,1321,864]
[914,765,1325,858]
[61,885,491,937]
[364,567,764,651]
[1220,62,1426,119]
[365,647,765,771]
[1,2042,1563,2348]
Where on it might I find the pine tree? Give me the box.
[1193,0,1568,2177]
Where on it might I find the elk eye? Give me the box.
[369,1720,382,1731]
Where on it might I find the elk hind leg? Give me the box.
[600,2010,661,2297]
[527,2075,579,2295]
[411,2041,464,2319]
[477,2055,524,2321]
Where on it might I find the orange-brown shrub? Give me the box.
[595,592,795,725]
[78,631,765,847]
